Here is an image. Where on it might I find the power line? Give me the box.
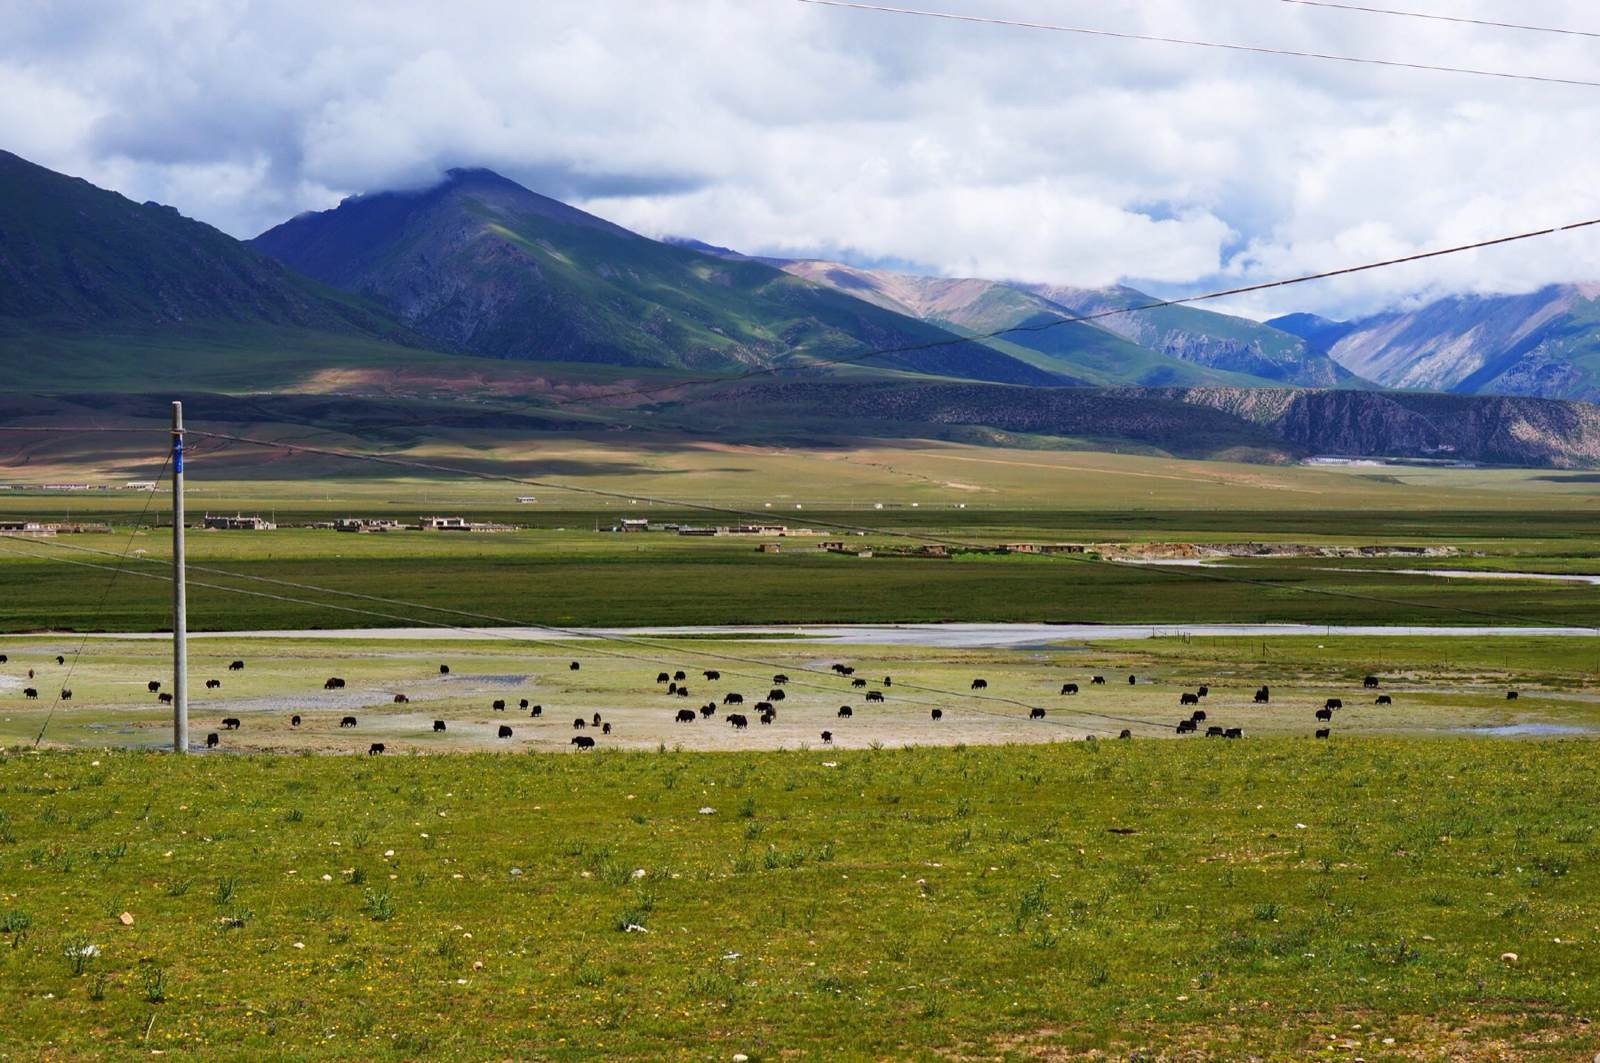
[28,450,170,747]
[1274,0,1600,39]
[1,532,1156,735]
[184,428,1600,634]
[792,0,1600,88]
[546,213,1600,408]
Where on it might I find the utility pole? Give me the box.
[171,401,188,753]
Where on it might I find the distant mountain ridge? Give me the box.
[252,169,1059,386]
[1270,285,1600,402]
[766,258,1351,388]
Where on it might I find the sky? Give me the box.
[3,0,1600,320]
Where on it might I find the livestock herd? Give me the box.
[0,649,1534,754]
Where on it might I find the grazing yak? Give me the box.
[1254,686,1270,704]
[759,713,772,725]
[1315,707,1333,722]
[1091,675,1106,685]
[158,692,174,705]
[498,725,513,739]
[60,689,72,701]
[55,655,65,665]
[767,689,786,701]
[1180,692,1200,706]
[1029,708,1046,720]
[519,699,529,710]
[673,670,687,681]
[602,722,611,735]
[1506,690,1520,700]
[754,701,774,715]
[675,687,690,699]
[1375,694,1393,706]
[221,717,241,730]
[1128,674,1137,685]
[369,743,385,755]
[492,699,506,712]
[394,694,409,704]
[667,682,678,695]
[704,670,721,681]
[1197,685,1210,698]
[229,660,245,671]
[23,687,37,699]
[205,679,221,690]
[1176,719,1197,734]
[433,720,447,732]
[324,677,345,690]
[569,661,581,671]
[656,672,670,683]
[723,692,744,705]
[439,664,450,675]
[1190,710,1206,722]
[1205,725,1226,737]
[1225,727,1243,739]
[571,735,595,750]
[1364,676,1380,689]
[592,712,602,726]
[774,673,791,684]
[529,705,543,717]
[1324,698,1342,711]
[852,677,867,688]
[675,709,697,723]
[829,664,851,676]
[931,709,943,721]
[148,680,162,693]
[206,733,219,748]
[1061,683,1079,695]
[573,718,586,729]
[340,716,358,728]
[820,730,833,743]
[883,676,892,687]
[291,715,301,727]
[728,714,749,730]
[700,703,717,718]
[1315,727,1331,739]
[837,705,853,718]
[865,691,885,703]
[1118,729,1132,739]
[971,678,988,690]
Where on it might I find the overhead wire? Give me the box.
[791,0,1600,89]
[1273,0,1600,39]
[533,214,1600,408]
[26,450,170,747]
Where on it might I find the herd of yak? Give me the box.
[2,649,1526,753]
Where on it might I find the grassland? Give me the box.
[1,741,1597,1059]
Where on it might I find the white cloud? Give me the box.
[2,0,1599,320]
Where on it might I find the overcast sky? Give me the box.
[4,0,1600,319]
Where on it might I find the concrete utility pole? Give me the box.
[171,401,188,753]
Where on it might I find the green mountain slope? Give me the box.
[252,169,1059,386]
[772,259,1347,387]
[0,150,411,342]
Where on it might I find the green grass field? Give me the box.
[1,742,1596,1059]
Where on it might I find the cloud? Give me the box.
[1,0,1598,319]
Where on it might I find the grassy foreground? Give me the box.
[1,742,1597,1059]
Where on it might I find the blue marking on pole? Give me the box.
[174,437,183,473]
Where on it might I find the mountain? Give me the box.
[252,169,1059,386]
[667,378,1600,467]
[770,259,1350,388]
[1025,284,1352,387]
[1270,286,1600,402]
[0,150,410,341]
